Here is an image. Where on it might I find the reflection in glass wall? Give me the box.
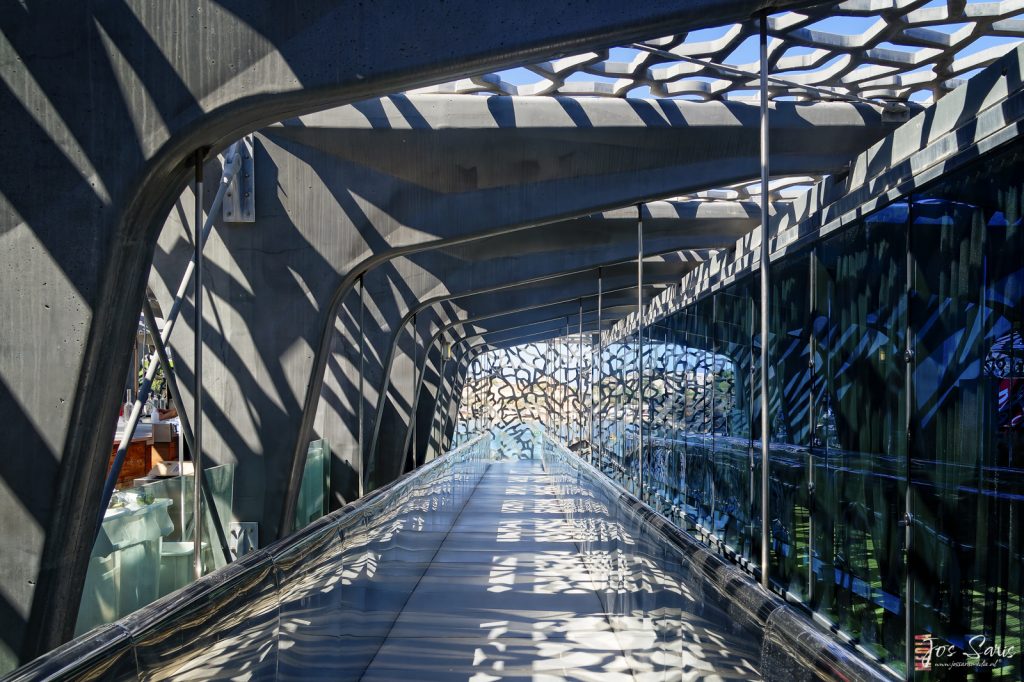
[814,207,907,662]
[767,254,811,602]
[602,140,1024,676]
[448,140,1023,676]
[909,150,1024,678]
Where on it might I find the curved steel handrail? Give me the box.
[540,436,894,682]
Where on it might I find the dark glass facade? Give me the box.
[594,139,1024,677]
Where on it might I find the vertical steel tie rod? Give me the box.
[410,313,418,471]
[142,300,193,458]
[192,151,205,580]
[358,275,366,497]
[759,13,772,590]
[566,323,571,442]
[578,299,584,457]
[903,202,916,676]
[596,269,603,467]
[143,300,231,564]
[637,204,645,499]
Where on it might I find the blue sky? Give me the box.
[487,2,1023,102]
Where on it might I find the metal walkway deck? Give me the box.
[8,436,887,681]
[355,458,760,680]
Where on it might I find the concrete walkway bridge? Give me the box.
[3,1,1024,679]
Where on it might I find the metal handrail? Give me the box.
[540,436,892,681]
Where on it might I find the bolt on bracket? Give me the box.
[223,134,255,223]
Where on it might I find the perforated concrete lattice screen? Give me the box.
[455,340,590,449]
[453,334,741,485]
[414,1,1024,104]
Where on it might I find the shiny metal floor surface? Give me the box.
[352,459,762,681]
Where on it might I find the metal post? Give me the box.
[545,340,552,437]
[637,204,645,499]
[710,297,718,529]
[357,275,365,497]
[480,351,485,436]
[142,300,193,455]
[484,349,489,433]
[610,342,618,471]
[563,323,569,442]
[440,349,453,451]
[445,347,469,450]
[683,324,692,513]
[747,300,756,554]
[807,251,817,603]
[475,352,481,438]
[758,13,771,589]
[566,324,571,443]
[550,338,555,439]
[578,300,584,456]
[476,348,483,439]
[410,314,418,471]
[443,345,455,451]
[142,299,192,538]
[474,351,481,442]
[553,334,558,440]
[178,407,185,532]
[904,201,916,677]
[132,337,139,404]
[596,269,603,466]
[481,350,486,436]
[430,344,437,456]
[430,338,445,459]
[552,335,557,441]
[192,150,205,580]
[437,341,445,455]
[489,351,495,430]
[566,322,572,443]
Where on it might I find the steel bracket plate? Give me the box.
[223,134,255,222]
[228,521,259,559]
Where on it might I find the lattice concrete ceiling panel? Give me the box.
[413,0,1024,104]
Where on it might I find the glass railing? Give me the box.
[293,439,330,532]
[539,435,889,682]
[74,464,235,637]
